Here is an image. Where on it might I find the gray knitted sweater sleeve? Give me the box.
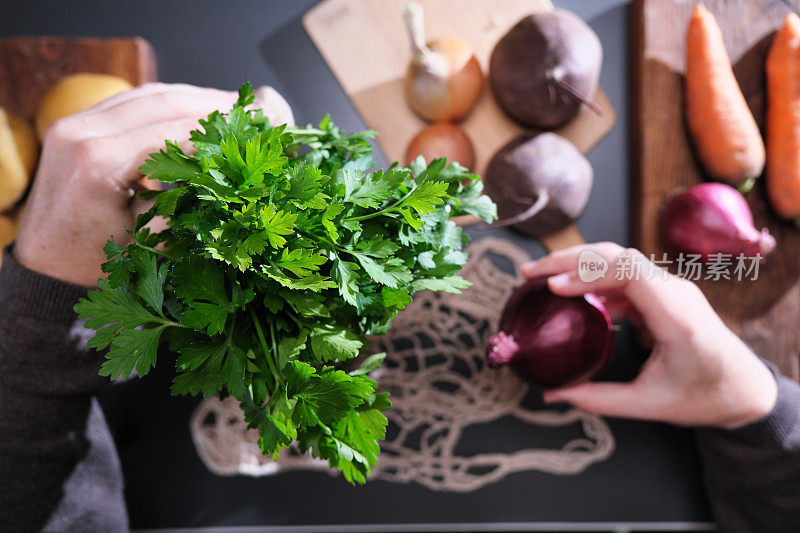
[0,247,127,532]
[695,366,800,532]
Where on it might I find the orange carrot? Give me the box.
[685,4,765,192]
[766,13,800,222]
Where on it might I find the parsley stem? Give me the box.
[343,189,415,223]
[135,242,178,262]
[269,320,281,378]
[249,308,282,386]
[343,206,398,223]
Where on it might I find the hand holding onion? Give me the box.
[506,242,777,429]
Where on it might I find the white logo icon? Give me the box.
[577,249,608,283]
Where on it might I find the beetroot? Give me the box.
[660,183,775,261]
[483,132,593,237]
[487,277,614,389]
[489,9,602,128]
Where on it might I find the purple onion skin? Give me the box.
[487,277,614,389]
[660,183,776,262]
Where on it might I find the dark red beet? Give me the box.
[486,277,614,389]
[489,10,602,128]
[483,132,593,237]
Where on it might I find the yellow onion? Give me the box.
[405,122,475,169]
[402,2,483,122]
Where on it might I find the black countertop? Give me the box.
[0,1,713,530]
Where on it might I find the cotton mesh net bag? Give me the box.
[190,237,615,492]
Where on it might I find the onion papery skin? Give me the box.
[405,122,475,169]
[487,277,614,389]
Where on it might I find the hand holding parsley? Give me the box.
[75,83,497,483]
[15,83,239,286]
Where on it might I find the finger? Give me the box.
[87,82,227,115]
[522,242,713,342]
[521,246,587,278]
[84,82,175,112]
[546,266,710,341]
[543,381,659,420]
[89,116,200,195]
[520,242,630,279]
[253,86,295,127]
[593,289,633,322]
[82,86,238,137]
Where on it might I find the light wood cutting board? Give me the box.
[303,0,616,251]
[630,0,800,380]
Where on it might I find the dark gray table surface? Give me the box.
[0,1,713,530]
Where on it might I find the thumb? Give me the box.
[253,86,295,127]
[543,382,657,420]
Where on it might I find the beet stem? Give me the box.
[491,189,550,228]
[549,76,602,116]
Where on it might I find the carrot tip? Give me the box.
[784,12,800,34]
[692,4,708,18]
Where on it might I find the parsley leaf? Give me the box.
[260,204,296,248]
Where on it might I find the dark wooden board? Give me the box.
[630,0,800,380]
[0,36,156,119]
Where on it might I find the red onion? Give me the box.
[660,183,775,261]
[487,277,614,389]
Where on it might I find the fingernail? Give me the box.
[547,273,572,290]
[520,260,538,276]
[542,390,560,403]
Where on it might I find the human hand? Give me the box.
[521,242,778,430]
[14,83,293,287]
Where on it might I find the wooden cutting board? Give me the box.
[630,0,800,380]
[0,37,156,119]
[303,0,616,252]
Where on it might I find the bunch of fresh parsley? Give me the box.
[75,83,496,483]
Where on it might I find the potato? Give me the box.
[8,113,38,177]
[0,213,20,268]
[35,73,132,139]
[0,108,37,212]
